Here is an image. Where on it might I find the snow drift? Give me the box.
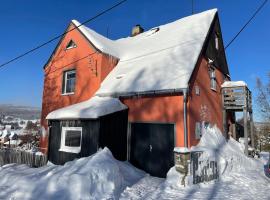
[130,125,270,200]
[192,125,258,175]
[0,147,144,200]
[0,126,269,200]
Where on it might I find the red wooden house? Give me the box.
[41,9,231,177]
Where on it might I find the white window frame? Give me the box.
[62,70,76,95]
[215,33,219,50]
[209,67,217,91]
[59,127,82,154]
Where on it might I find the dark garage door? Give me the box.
[130,122,175,178]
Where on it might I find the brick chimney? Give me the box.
[131,24,144,36]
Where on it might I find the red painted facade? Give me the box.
[40,23,118,152]
[122,96,184,147]
[187,56,225,147]
[41,18,229,153]
[122,57,226,148]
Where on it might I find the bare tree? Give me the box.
[256,73,270,121]
[256,73,270,151]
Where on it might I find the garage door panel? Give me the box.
[130,123,150,171]
[130,122,175,178]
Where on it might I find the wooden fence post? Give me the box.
[243,108,248,156]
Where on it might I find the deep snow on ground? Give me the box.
[0,148,145,200]
[260,151,270,165]
[0,126,269,200]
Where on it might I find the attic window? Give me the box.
[209,67,217,91]
[116,74,125,79]
[66,40,77,50]
[215,32,219,50]
[146,27,160,36]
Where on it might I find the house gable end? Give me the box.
[43,22,102,70]
[188,13,230,89]
[186,15,230,147]
[203,14,230,77]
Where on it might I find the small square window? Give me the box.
[59,127,82,153]
[62,69,76,95]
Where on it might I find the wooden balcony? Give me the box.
[222,86,252,112]
[221,82,254,156]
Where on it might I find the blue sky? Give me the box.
[0,0,269,120]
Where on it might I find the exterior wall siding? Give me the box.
[99,109,128,161]
[48,110,128,164]
[48,120,100,165]
[187,56,225,147]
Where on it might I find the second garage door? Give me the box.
[130,122,175,178]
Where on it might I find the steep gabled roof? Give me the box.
[73,9,217,96]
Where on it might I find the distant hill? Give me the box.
[0,104,41,120]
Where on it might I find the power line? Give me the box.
[45,39,200,81]
[225,0,268,50]
[191,0,194,14]
[45,52,98,81]
[0,0,128,69]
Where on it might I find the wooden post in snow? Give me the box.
[250,111,255,148]
[222,109,228,139]
[221,88,228,139]
[243,107,248,156]
[229,123,236,140]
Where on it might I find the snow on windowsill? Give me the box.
[59,147,81,154]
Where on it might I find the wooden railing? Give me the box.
[221,85,255,155]
[0,149,47,167]
[222,86,252,111]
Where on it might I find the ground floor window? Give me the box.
[59,127,82,153]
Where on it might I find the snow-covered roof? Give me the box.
[46,96,127,120]
[4,139,22,145]
[72,9,217,96]
[9,132,18,140]
[0,130,10,138]
[221,81,247,88]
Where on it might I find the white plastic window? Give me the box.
[62,70,76,94]
[215,33,219,50]
[210,68,217,91]
[59,127,82,153]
